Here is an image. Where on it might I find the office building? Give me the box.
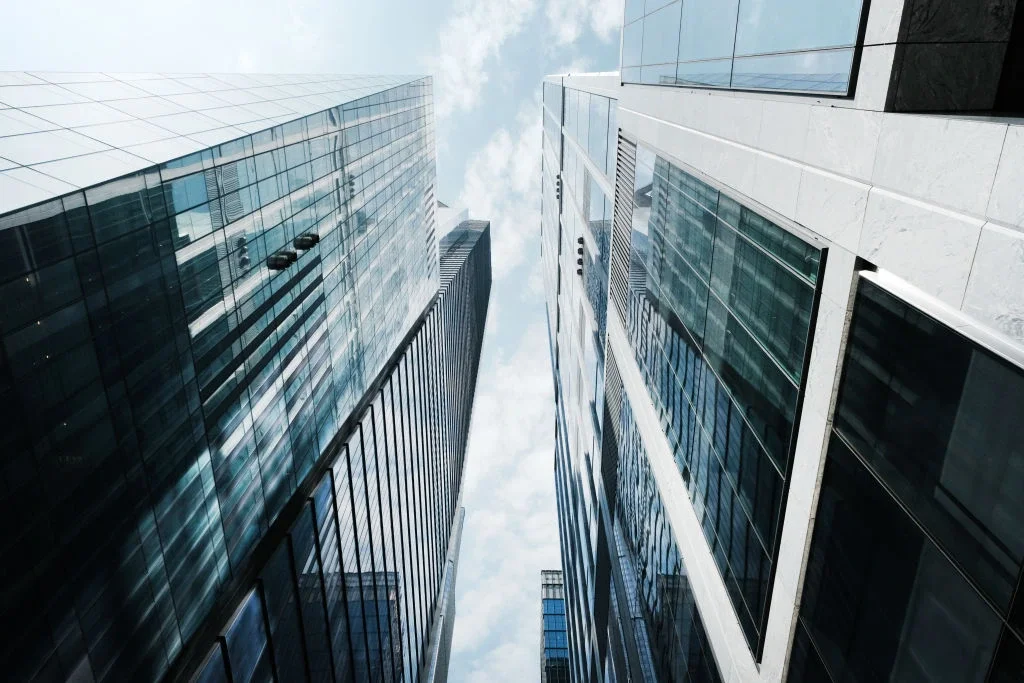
[183,221,489,683]
[542,0,1024,680]
[541,570,571,683]
[0,72,491,683]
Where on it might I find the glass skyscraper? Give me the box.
[0,72,491,683]
[543,0,1024,681]
[541,570,571,683]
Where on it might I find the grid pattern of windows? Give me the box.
[0,72,413,215]
[0,77,441,683]
[541,571,571,683]
[616,386,722,683]
[188,222,489,683]
[790,278,1024,683]
[621,0,866,94]
[624,144,823,655]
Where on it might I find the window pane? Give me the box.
[730,48,854,94]
[622,21,645,67]
[224,590,272,683]
[835,280,1024,612]
[641,1,682,65]
[678,0,741,61]
[734,0,863,55]
[799,436,1002,683]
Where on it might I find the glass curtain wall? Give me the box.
[615,386,723,682]
[0,79,437,683]
[789,278,1024,683]
[621,0,866,94]
[190,223,490,683]
[623,144,823,655]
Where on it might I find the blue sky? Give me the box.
[0,1,618,680]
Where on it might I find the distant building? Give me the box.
[541,570,571,683]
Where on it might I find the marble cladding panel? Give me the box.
[851,44,897,112]
[861,188,984,307]
[703,96,763,148]
[962,223,1024,344]
[988,126,1024,230]
[890,42,1008,113]
[902,0,1016,42]
[751,153,802,219]
[804,106,882,183]
[795,167,869,253]
[872,114,1006,216]
[864,0,908,44]
[757,100,810,161]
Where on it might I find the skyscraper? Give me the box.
[0,72,491,683]
[541,570,571,683]
[543,1,1024,681]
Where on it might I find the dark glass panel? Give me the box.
[836,280,1024,612]
[224,590,273,683]
[290,503,334,683]
[262,522,309,682]
[195,644,230,683]
[989,628,1024,683]
[787,624,834,682]
[86,171,167,245]
[799,436,1002,683]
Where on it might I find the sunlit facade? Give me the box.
[543,0,1024,680]
[0,72,490,683]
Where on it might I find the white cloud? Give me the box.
[544,0,621,46]
[428,0,538,119]
[451,317,560,680]
[457,100,542,280]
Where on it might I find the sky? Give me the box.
[0,2,618,680]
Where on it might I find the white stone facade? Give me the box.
[558,12,1024,675]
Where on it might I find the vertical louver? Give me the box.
[609,135,636,325]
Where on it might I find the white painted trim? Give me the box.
[608,305,757,682]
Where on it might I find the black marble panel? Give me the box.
[892,42,1007,111]
[903,0,1016,42]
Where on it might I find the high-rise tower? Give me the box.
[543,0,1024,680]
[0,72,490,683]
[541,570,571,683]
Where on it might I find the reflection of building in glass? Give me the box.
[543,0,1024,677]
[541,570,571,683]
[0,73,489,683]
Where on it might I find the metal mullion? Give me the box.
[361,405,388,679]
[414,332,441,618]
[394,359,420,680]
[382,376,412,682]
[324,468,357,683]
[308,496,340,683]
[284,534,315,683]
[342,429,374,678]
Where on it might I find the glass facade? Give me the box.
[541,570,572,683]
[615,387,723,683]
[542,77,621,683]
[0,73,414,215]
[790,278,1024,683]
[180,221,489,683]
[623,144,823,655]
[0,77,463,683]
[620,0,866,94]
